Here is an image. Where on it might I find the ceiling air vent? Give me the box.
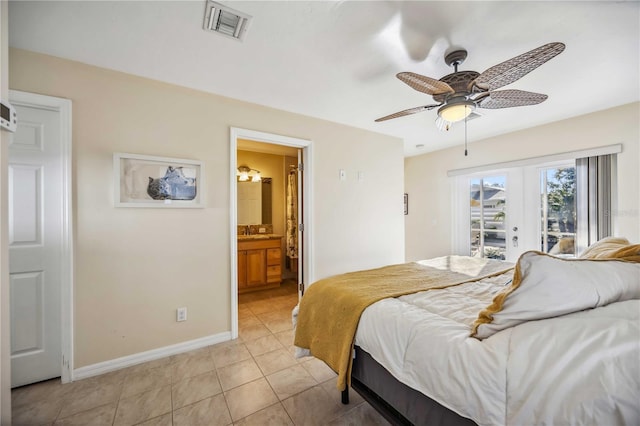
[203,1,252,41]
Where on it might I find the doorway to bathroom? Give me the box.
[229,128,312,340]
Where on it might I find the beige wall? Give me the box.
[8,48,405,369]
[405,102,640,261]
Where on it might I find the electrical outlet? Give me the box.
[177,307,187,322]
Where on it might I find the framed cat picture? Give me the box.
[114,153,205,208]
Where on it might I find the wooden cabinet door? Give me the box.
[237,250,247,289]
[246,249,266,287]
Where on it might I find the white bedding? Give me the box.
[354,272,640,425]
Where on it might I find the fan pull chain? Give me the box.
[464,110,468,156]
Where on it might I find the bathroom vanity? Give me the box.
[237,235,282,293]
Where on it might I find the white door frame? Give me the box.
[229,128,312,339]
[9,90,73,383]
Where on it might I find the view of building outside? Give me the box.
[541,166,576,256]
[470,176,506,259]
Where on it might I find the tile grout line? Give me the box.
[113,371,125,426]
[170,362,175,426]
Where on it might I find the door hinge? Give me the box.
[298,163,304,172]
[299,223,304,232]
[299,282,304,292]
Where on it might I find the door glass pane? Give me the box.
[470,176,506,259]
[470,178,481,257]
[541,166,576,257]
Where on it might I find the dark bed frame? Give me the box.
[341,346,477,426]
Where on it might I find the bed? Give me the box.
[293,239,640,426]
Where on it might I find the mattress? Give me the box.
[354,272,640,425]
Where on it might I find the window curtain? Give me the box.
[576,154,614,254]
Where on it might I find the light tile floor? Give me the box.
[11,279,390,425]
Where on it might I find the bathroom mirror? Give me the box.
[237,178,272,225]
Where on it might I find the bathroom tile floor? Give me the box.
[11,279,389,425]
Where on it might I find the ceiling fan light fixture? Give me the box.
[437,101,475,123]
[435,116,452,132]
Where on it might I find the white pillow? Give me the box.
[579,236,631,259]
[471,251,640,340]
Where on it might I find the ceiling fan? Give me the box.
[375,42,566,130]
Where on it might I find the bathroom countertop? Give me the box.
[237,234,283,241]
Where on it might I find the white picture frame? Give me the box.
[114,153,205,208]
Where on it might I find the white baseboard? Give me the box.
[72,331,232,381]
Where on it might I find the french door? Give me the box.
[455,170,524,262]
[454,161,577,262]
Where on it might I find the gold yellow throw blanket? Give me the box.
[293,255,514,391]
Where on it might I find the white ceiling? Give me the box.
[8,1,640,157]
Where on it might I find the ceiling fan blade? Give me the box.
[375,104,441,122]
[397,72,454,96]
[477,89,548,109]
[473,42,565,91]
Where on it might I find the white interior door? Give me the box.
[9,103,63,387]
[296,149,303,299]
